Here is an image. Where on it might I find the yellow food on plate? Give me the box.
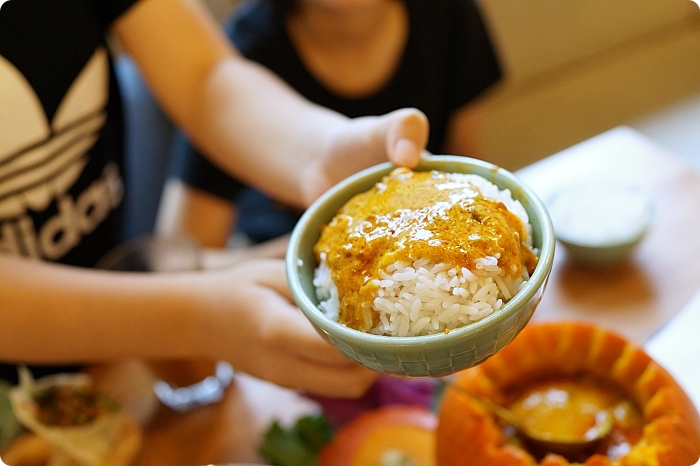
[313,168,538,336]
[4,368,141,466]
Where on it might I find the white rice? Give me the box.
[313,173,536,337]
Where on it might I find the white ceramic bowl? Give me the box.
[547,183,653,266]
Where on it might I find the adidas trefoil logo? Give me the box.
[0,47,123,260]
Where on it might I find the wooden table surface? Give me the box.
[517,126,700,344]
[99,126,700,466]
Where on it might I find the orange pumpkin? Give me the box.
[319,405,437,466]
[436,322,700,466]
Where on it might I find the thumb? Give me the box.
[381,108,430,167]
[301,108,430,206]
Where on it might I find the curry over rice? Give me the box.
[314,168,538,333]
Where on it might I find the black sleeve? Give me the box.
[168,131,245,201]
[99,0,142,26]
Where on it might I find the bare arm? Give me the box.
[0,255,375,397]
[113,0,428,208]
[0,256,197,364]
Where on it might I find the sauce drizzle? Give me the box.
[315,168,538,331]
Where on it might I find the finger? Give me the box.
[249,259,294,301]
[246,269,355,366]
[302,108,430,204]
[263,300,356,367]
[263,355,378,399]
[392,138,419,167]
[244,235,290,261]
[250,261,356,368]
[383,108,430,168]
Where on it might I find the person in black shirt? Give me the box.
[157,0,501,419]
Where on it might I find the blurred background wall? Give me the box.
[472,0,700,170]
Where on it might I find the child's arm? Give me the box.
[0,254,376,398]
[112,0,428,209]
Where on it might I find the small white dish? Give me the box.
[547,183,654,266]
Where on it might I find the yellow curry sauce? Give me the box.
[507,378,645,461]
[314,168,539,331]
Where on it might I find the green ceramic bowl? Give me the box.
[286,156,556,378]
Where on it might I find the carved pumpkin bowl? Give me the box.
[436,321,700,466]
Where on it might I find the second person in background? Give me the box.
[158,0,502,253]
[156,0,503,418]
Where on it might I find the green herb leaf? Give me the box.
[0,381,24,451]
[259,415,334,466]
[295,415,334,452]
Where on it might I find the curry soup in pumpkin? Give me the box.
[505,377,644,462]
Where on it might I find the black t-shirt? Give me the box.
[172,0,502,243]
[0,0,138,383]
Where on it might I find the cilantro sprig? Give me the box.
[259,415,334,466]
